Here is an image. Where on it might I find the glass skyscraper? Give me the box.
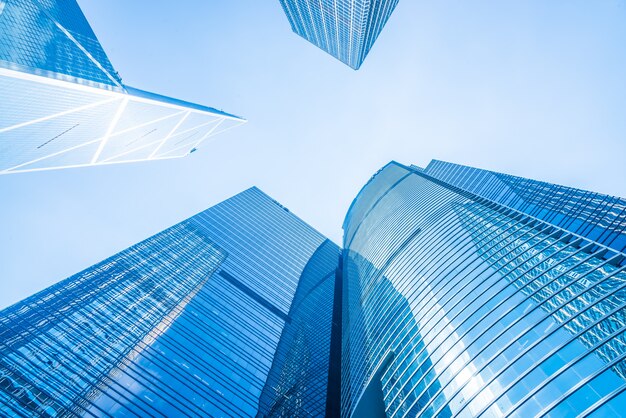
[0,0,244,174]
[342,161,626,417]
[2,160,626,417]
[278,0,400,70]
[0,188,340,417]
[257,239,341,417]
[422,160,626,253]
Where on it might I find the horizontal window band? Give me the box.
[218,270,290,323]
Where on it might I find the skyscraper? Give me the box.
[342,161,626,417]
[0,0,244,174]
[2,161,626,417]
[0,188,340,417]
[422,160,626,253]
[278,0,400,69]
[257,239,341,417]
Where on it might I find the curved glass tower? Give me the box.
[342,161,626,417]
[2,159,626,417]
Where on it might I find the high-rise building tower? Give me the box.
[0,188,340,417]
[0,0,245,174]
[422,160,626,253]
[278,0,400,70]
[3,161,626,417]
[342,161,626,417]
[257,239,341,417]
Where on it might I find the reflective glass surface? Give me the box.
[342,161,626,417]
[0,0,121,88]
[0,222,225,416]
[0,188,334,417]
[424,160,626,254]
[0,0,245,174]
[278,0,400,69]
[3,158,625,417]
[257,239,340,417]
[0,71,245,174]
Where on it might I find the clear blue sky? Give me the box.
[1,1,625,309]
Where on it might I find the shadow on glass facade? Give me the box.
[342,250,451,418]
[257,239,340,417]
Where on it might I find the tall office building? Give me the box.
[3,160,626,417]
[257,239,341,417]
[0,0,244,174]
[278,0,400,69]
[0,188,340,417]
[423,160,626,253]
[342,161,626,417]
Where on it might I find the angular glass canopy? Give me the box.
[0,0,245,174]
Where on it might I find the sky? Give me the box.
[1,0,626,309]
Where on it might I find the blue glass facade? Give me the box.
[278,0,400,70]
[0,187,338,417]
[3,161,626,417]
[423,160,626,255]
[0,0,121,89]
[257,239,340,417]
[0,0,245,174]
[342,161,626,417]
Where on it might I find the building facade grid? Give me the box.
[341,161,626,417]
[2,161,626,417]
[278,0,399,69]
